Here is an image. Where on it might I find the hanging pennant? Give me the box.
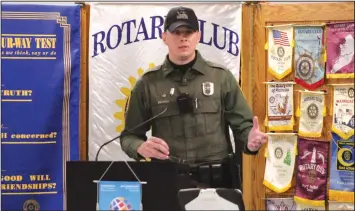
[263,133,297,193]
[265,82,295,131]
[331,84,354,140]
[326,22,354,78]
[267,25,294,79]
[328,201,354,210]
[294,25,325,90]
[295,202,325,210]
[329,132,354,202]
[294,138,329,207]
[296,90,326,138]
[265,197,296,210]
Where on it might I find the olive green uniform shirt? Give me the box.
[120,51,255,161]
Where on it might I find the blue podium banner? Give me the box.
[1,4,81,210]
[98,181,142,211]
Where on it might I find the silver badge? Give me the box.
[202,82,214,96]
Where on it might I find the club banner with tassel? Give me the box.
[265,197,296,210]
[325,22,354,79]
[295,202,325,210]
[294,25,325,90]
[329,132,354,202]
[294,138,329,207]
[265,82,295,131]
[296,90,326,138]
[263,133,297,193]
[331,84,354,140]
[266,25,294,80]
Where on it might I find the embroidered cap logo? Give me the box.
[176,9,188,19]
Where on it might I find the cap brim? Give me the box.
[168,21,193,32]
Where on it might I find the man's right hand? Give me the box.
[137,137,169,160]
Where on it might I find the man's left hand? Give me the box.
[247,116,268,152]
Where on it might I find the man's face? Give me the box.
[162,26,201,60]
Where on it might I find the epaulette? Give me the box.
[205,60,228,71]
[142,64,162,77]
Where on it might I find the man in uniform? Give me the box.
[120,6,267,189]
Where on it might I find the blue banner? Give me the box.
[329,132,354,202]
[1,4,81,210]
[99,181,142,210]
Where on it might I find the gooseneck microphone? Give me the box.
[94,104,168,211]
[95,105,168,161]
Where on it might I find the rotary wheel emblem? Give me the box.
[344,151,351,161]
[269,96,275,104]
[275,147,283,159]
[277,47,285,58]
[348,88,354,98]
[307,103,319,119]
[296,54,315,81]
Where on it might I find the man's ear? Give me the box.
[162,32,167,45]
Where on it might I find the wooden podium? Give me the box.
[66,161,181,211]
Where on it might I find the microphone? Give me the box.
[95,105,168,161]
[94,104,169,211]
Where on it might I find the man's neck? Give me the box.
[169,51,196,65]
[168,51,197,75]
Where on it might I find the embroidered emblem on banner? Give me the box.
[267,25,294,79]
[329,132,354,202]
[265,82,294,131]
[297,91,326,138]
[294,26,325,90]
[202,82,214,96]
[265,197,296,210]
[23,199,40,211]
[295,138,329,207]
[332,85,354,140]
[263,134,297,193]
[326,22,354,78]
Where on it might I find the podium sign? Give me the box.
[98,181,142,210]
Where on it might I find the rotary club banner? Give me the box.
[263,133,297,193]
[329,132,354,202]
[296,91,326,138]
[326,22,354,78]
[295,202,325,210]
[328,201,354,210]
[294,26,325,90]
[331,84,354,140]
[294,139,329,206]
[265,198,296,210]
[265,82,295,131]
[266,25,294,79]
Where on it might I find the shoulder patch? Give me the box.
[205,60,228,71]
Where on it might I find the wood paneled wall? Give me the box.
[241,2,354,210]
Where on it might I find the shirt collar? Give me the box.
[162,50,206,77]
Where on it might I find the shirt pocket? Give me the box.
[194,99,221,135]
[151,103,183,137]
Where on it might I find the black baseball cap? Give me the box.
[164,6,199,32]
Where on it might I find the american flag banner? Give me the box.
[273,30,290,46]
[267,25,294,79]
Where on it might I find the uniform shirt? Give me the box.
[120,51,256,161]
